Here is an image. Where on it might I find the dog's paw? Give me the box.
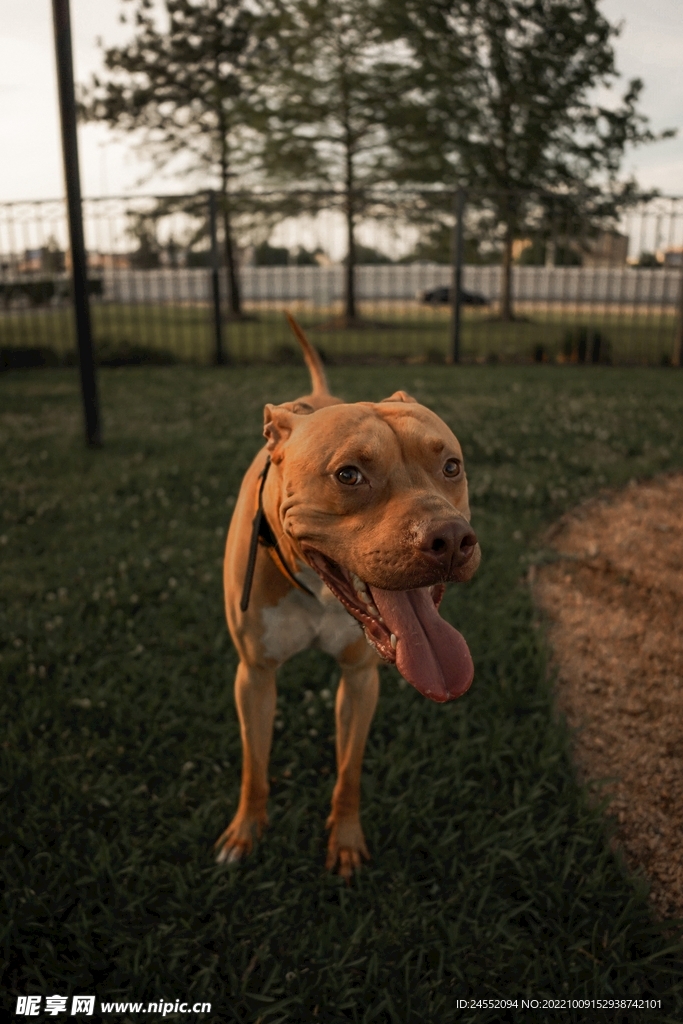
[326,816,370,882]
[214,813,267,866]
[215,843,245,866]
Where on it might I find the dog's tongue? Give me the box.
[369,586,473,703]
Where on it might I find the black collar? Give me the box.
[240,457,316,613]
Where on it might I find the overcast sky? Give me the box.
[1,0,681,202]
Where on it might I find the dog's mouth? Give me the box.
[304,549,474,703]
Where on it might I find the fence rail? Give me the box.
[1,190,682,368]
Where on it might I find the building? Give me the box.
[582,231,628,268]
[662,247,683,268]
[513,230,628,268]
[86,252,131,271]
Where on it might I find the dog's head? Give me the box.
[263,390,480,702]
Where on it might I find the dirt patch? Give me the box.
[533,474,683,919]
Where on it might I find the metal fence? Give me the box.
[1,189,682,368]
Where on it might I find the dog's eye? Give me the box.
[443,459,462,478]
[336,466,364,486]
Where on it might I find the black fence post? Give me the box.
[208,191,225,366]
[449,188,466,364]
[674,260,683,368]
[52,0,101,446]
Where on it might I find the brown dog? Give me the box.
[216,316,480,878]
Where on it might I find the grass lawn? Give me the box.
[0,303,678,366]
[2,363,683,1022]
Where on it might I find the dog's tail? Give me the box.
[285,311,329,396]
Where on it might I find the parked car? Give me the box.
[420,285,488,306]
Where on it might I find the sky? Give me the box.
[0,0,681,202]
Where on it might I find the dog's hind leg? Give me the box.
[215,659,277,864]
[326,645,379,881]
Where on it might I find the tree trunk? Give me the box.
[343,126,357,323]
[674,260,683,367]
[220,188,242,317]
[217,119,242,318]
[345,200,356,322]
[500,220,514,321]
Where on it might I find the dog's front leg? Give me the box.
[215,659,276,864]
[326,648,379,880]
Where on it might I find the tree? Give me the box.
[348,243,393,265]
[128,213,161,269]
[253,240,290,265]
[41,237,66,274]
[382,0,673,319]
[260,0,401,324]
[83,0,272,316]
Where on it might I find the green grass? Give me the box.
[1,302,678,366]
[2,364,683,1022]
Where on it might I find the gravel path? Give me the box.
[534,474,683,920]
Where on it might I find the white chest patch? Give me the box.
[260,567,361,663]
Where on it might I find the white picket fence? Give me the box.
[98,263,683,307]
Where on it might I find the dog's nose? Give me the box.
[418,520,478,570]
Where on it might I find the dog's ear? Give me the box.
[263,403,298,456]
[381,390,418,404]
